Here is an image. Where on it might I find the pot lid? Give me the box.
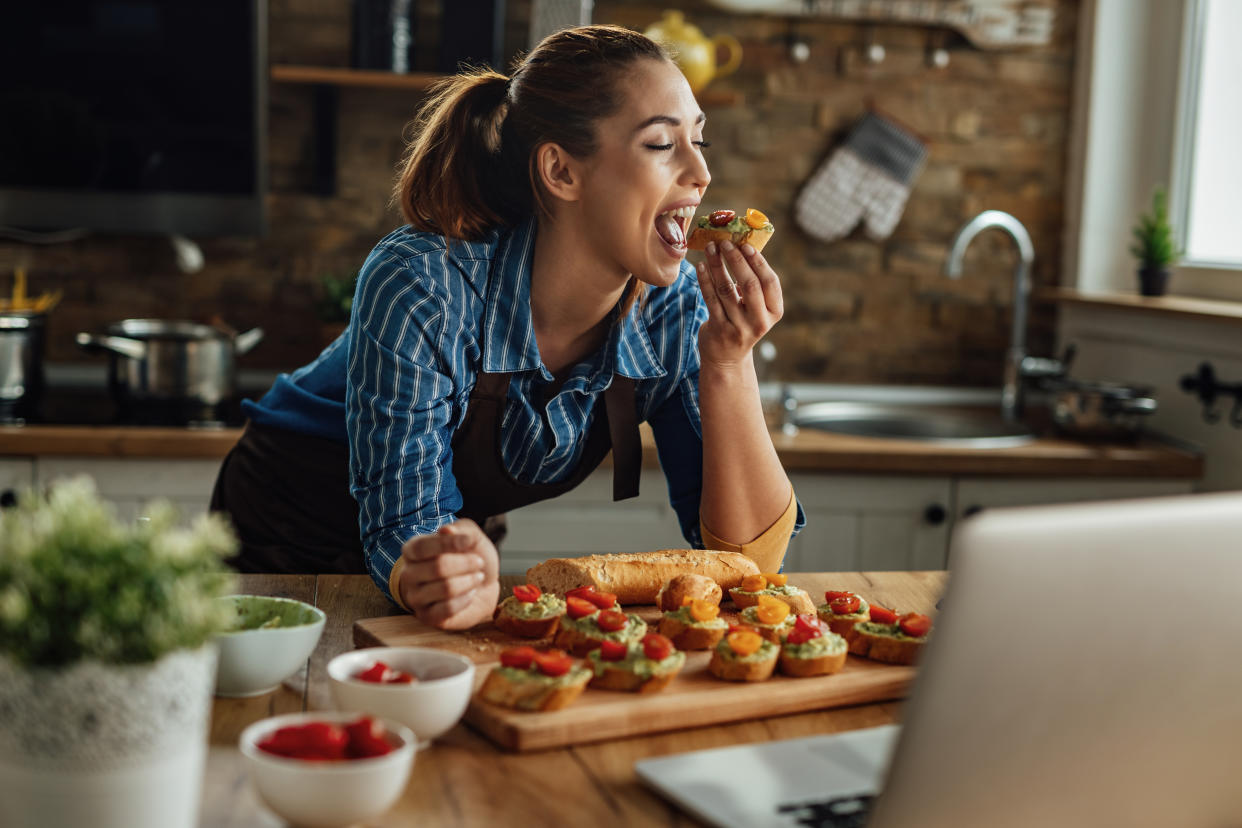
[106,319,230,342]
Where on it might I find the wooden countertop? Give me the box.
[203,572,944,827]
[0,422,1203,478]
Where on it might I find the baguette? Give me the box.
[850,622,926,666]
[655,573,722,612]
[526,550,759,605]
[657,612,727,650]
[492,593,565,639]
[707,637,778,682]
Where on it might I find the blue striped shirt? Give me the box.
[244,219,803,601]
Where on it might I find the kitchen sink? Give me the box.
[793,401,1036,448]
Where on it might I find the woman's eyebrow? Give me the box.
[633,112,707,132]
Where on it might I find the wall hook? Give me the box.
[1180,361,1242,427]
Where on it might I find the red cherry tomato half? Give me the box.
[709,209,736,227]
[565,585,598,600]
[824,590,855,603]
[595,609,629,632]
[513,584,541,603]
[583,590,618,610]
[499,646,538,670]
[829,595,862,615]
[344,716,393,759]
[260,722,349,760]
[794,614,822,637]
[599,639,629,662]
[566,596,598,619]
[869,605,898,625]
[355,662,390,683]
[786,627,818,645]
[642,633,674,661]
[534,650,574,677]
[898,613,932,638]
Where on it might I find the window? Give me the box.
[1173,0,1242,269]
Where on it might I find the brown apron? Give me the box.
[213,370,642,573]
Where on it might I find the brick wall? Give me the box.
[9,0,1074,387]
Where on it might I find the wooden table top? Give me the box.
[202,571,946,827]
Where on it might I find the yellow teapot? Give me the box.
[643,11,742,94]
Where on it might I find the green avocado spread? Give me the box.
[695,214,775,236]
[714,636,778,664]
[782,632,847,659]
[740,605,796,631]
[494,664,592,690]
[815,597,871,622]
[732,584,804,599]
[586,647,686,679]
[855,621,925,641]
[664,606,728,629]
[500,593,565,620]
[561,612,647,642]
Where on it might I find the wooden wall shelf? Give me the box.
[271,64,443,91]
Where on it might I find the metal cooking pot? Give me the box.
[76,319,264,409]
[0,311,46,422]
[1050,379,1157,440]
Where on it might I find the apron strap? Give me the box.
[604,375,642,501]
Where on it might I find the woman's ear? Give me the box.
[534,142,582,204]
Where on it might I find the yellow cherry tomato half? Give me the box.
[756,601,790,625]
[762,573,787,587]
[741,574,767,592]
[689,599,720,622]
[727,630,763,656]
[744,208,769,229]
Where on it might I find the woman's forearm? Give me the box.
[698,354,792,543]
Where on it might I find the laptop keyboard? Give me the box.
[777,794,876,828]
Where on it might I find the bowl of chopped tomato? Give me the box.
[327,646,475,742]
[214,595,326,697]
[239,711,416,828]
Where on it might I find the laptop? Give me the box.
[637,492,1242,827]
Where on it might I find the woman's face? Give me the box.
[574,58,711,288]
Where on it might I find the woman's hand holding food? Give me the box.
[693,237,784,370]
[398,520,500,630]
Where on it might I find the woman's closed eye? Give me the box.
[643,139,712,151]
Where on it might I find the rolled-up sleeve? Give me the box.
[345,250,470,605]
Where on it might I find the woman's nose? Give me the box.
[683,148,710,190]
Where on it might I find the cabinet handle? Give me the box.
[963,504,984,518]
[923,503,947,526]
[0,489,16,508]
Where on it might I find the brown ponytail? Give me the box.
[393,25,669,243]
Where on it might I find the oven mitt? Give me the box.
[794,112,928,243]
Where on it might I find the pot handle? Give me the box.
[233,327,264,356]
[75,332,147,361]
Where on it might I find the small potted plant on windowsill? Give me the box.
[0,477,237,828]
[1129,188,1181,297]
[316,270,359,346]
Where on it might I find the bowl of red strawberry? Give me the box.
[327,646,476,742]
[239,711,416,828]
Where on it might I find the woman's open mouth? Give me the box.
[654,206,694,257]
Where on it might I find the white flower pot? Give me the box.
[0,644,218,828]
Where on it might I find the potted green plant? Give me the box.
[0,476,237,828]
[1129,188,1181,297]
[315,270,359,346]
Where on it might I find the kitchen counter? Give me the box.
[204,571,944,827]
[0,422,1204,478]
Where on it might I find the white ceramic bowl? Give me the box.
[328,646,476,742]
[214,595,326,697]
[239,711,416,828]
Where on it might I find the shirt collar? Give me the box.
[482,219,668,384]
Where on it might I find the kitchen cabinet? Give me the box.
[36,458,222,524]
[0,459,34,506]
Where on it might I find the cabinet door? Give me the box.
[950,477,1196,564]
[501,469,688,575]
[787,473,953,573]
[37,457,224,524]
[0,458,35,506]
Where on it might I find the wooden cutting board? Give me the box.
[354,571,946,752]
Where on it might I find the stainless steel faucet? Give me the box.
[944,210,1035,423]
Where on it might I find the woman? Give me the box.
[211,25,803,630]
